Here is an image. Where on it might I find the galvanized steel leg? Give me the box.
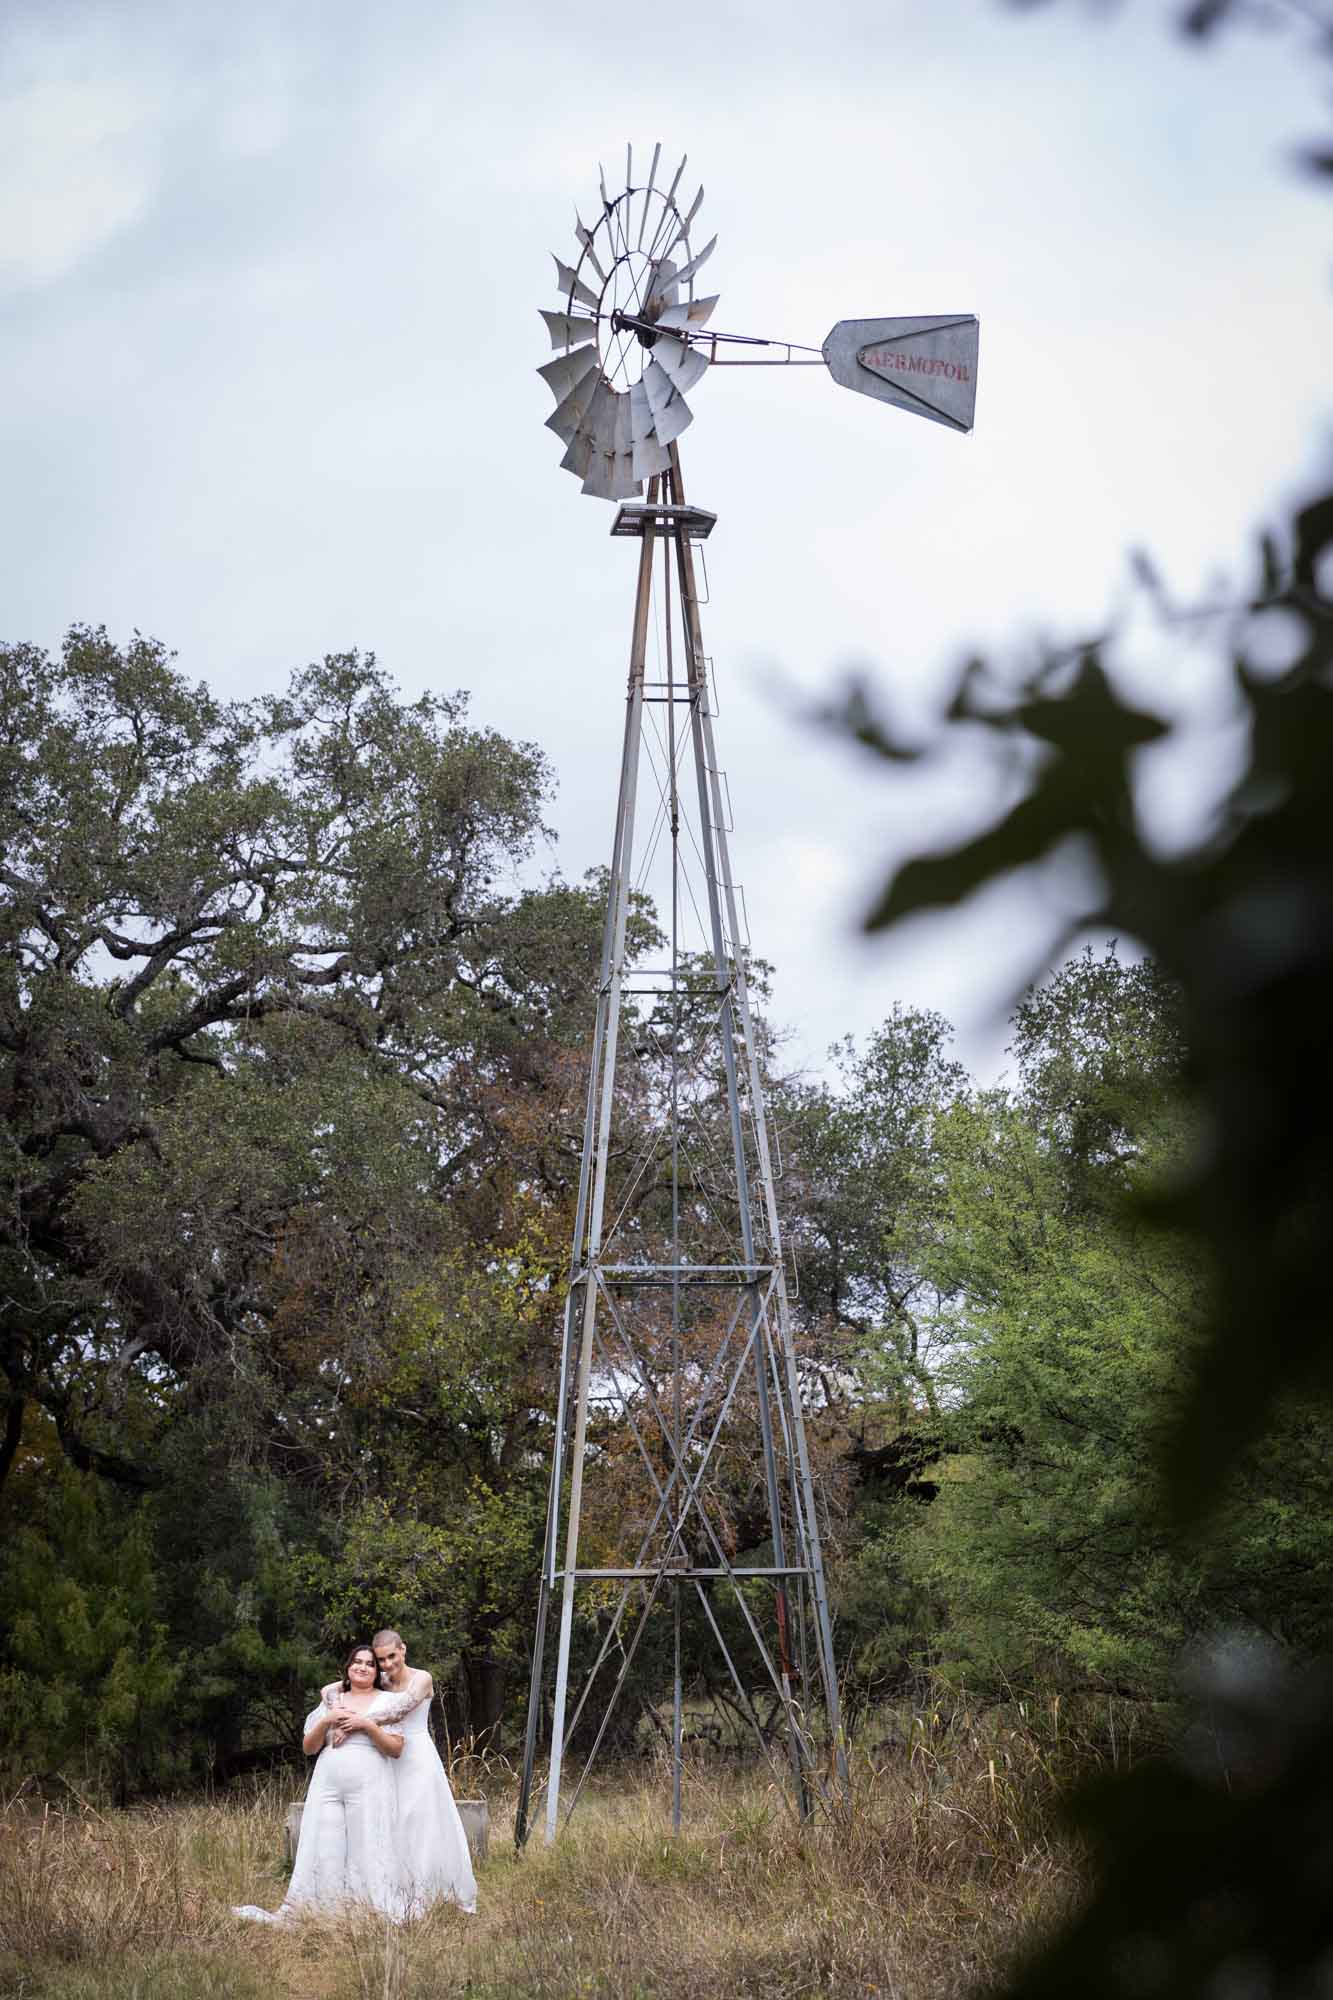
[668,450,810,1818]
[535,502,660,1845]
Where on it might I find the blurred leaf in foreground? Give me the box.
[1004,1641,1333,1998]
[843,488,1333,1529]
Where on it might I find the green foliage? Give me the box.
[999,1650,1333,2000]
[0,627,618,1769]
[894,955,1188,1690]
[773,1006,970,1710]
[0,1463,178,1795]
[820,948,1333,1716]
[781,1004,966,1410]
[844,480,1333,1522]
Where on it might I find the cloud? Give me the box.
[0,75,163,287]
[1,0,1328,1080]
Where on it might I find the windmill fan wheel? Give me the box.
[538,143,720,501]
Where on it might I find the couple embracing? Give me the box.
[235,1629,477,1924]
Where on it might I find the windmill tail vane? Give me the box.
[518,144,978,1852]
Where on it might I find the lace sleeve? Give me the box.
[374,1670,432,1726]
[320,1681,341,1709]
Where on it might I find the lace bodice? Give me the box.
[307,1687,410,1757]
[320,1669,432,1730]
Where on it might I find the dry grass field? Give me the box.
[0,1707,1089,2000]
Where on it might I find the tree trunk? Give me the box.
[0,1392,24,1492]
[461,1647,505,1751]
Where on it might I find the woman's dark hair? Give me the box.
[340,1643,384,1692]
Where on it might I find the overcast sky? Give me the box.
[3,0,1329,1080]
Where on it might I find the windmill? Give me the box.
[515,145,979,1848]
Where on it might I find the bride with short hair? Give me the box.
[345,1629,477,1916]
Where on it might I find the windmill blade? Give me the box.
[608,391,640,499]
[632,429,672,482]
[645,258,679,310]
[668,234,716,292]
[585,378,615,446]
[553,256,600,311]
[638,141,661,247]
[581,447,617,500]
[540,309,599,352]
[559,425,595,481]
[574,213,607,283]
[630,379,671,480]
[657,294,718,334]
[628,377,658,447]
[665,153,687,206]
[537,345,599,402]
[545,364,602,445]
[571,377,611,453]
[581,384,623,498]
[660,186,706,265]
[653,333,708,395]
[642,357,693,447]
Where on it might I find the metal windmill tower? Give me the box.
[515,144,979,1848]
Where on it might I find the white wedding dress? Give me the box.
[233,1692,408,1923]
[360,1669,478,1916]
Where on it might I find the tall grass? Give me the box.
[0,1778,281,1998]
[0,1698,1096,1999]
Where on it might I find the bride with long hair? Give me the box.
[233,1643,408,1923]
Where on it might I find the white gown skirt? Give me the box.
[393,1704,478,1916]
[234,1712,407,1923]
